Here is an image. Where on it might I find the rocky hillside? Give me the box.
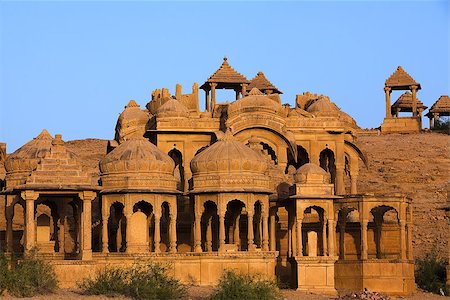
[356,132,449,258]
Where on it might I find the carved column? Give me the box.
[262,213,269,251]
[81,191,95,260]
[102,198,109,253]
[206,217,212,252]
[361,219,368,260]
[169,210,177,253]
[23,191,38,253]
[328,219,335,256]
[322,218,328,256]
[205,90,210,112]
[406,222,413,260]
[153,207,161,253]
[384,87,392,118]
[5,196,14,253]
[433,112,439,129]
[339,220,346,259]
[410,85,418,117]
[247,210,255,251]
[233,214,240,247]
[219,213,225,252]
[125,209,133,253]
[400,220,406,260]
[269,209,276,251]
[292,217,297,256]
[210,83,217,111]
[235,89,240,100]
[296,216,303,256]
[194,200,202,253]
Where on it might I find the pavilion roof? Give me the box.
[247,72,282,94]
[428,95,450,113]
[200,57,249,89]
[385,66,421,90]
[391,92,427,111]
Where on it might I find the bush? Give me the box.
[0,252,58,297]
[210,270,282,300]
[415,251,449,296]
[79,262,186,300]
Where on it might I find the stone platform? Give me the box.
[47,251,279,288]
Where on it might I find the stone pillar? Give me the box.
[210,83,217,110]
[81,192,95,260]
[269,210,276,251]
[406,222,413,260]
[262,213,269,251]
[23,191,38,253]
[102,199,109,253]
[235,89,240,100]
[433,113,439,129]
[296,216,303,256]
[233,214,240,246]
[194,215,202,252]
[169,210,177,253]
[5,197,14,253]
[335,164,345,195]
[339,221,346,259]
[361,219,368,260]
[205,90,210,112]
[400,220,406,260]
[219,213,225,252]
[410,85,418,117]
[429,116,433,129]
[322,218,328,256]
[384,87,392,118]
[154,210,161,253]
[206,217,212,252]
[241,83,248,97]
[328,219,335,256]
[292,217,297,256]
[247,210,255,251]
[125,210,133,253]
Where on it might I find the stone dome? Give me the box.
[99,137,177,191]
[155,98,190,118]
[115,100,150,143]
[306,96,340,113]
[190,131,270,193]
[4,129,53,188]
[294,163,330,184]
[306,96,357,127]
[228,88,283,117]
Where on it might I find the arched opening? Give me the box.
[302,206,326,256]
[320,148,336,184]
[65,200,80,256]
[370,206,400,259]
[260,142,278,165]
[160,202,171,252]
[225,200,247,251]
[168,148,185,192]
[286,145,310,172]
[108,202,125,252]
[201,201,219,252]
[337,208,360,260]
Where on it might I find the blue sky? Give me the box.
[0,1,448,152]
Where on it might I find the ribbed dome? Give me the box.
[4,130,53,188]
[228,88,283,117]
[306,96,357,127]
[190,131,270,193]
[115,100,150,143]
[155,98,189,118]
[306,96,340,113]
[294,163,330,184]
[100,137,177,191]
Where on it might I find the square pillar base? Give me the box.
[293,256,338,295]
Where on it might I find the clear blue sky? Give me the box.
[0,1,448,152]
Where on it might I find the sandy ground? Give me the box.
[0,287,448,300]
